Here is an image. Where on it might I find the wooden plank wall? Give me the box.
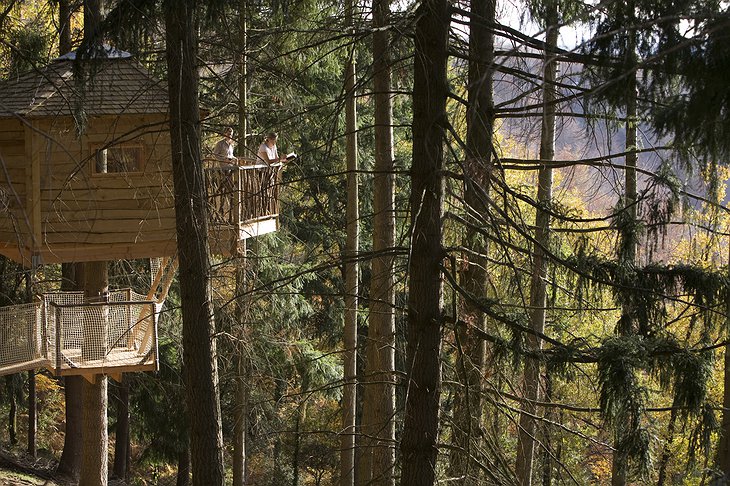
[0,119,30,249]
[36,115,177,261]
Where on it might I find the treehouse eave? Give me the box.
[0,240,179,267]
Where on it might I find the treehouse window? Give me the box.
[94,145,144,174]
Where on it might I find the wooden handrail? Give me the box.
[204,162,282,226]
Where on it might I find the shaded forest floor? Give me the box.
[0,450,129,486]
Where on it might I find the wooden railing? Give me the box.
[204,161,282,226]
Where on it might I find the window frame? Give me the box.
[91,143,146,175]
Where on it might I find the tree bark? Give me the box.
[27,271,36,458]
[237,0,248,157]
[342,0,359,484]
[716,244,730,480]
[234,6,248,484]
[358,0,396,482]
[233,346,248,486]
[82,0,103,50]
[612,34,638,486]
[515,14,559,486]
[177,442,191,486]
[58,0,72,54]
[6,376,17,445]
[80,261,109,486]
[164,1,225,484]
[58,263,84,480]
[112,377,130,480]
[233,243,248,486]
[399,0,448,484]
[27,371,36,457]
[448,0,494,482]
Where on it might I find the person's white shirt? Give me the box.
[257,142,279,164]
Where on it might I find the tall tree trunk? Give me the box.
[164,1,225,484]
[448,0,494,482]
[540,375,556,486]
[27,371,36,457]
[6,375,17,445]
[342,0,359,484]
[656,408,677,486]
[26,271,36,458]
[82,0,103,52]
[359,0,395,483]
[177,441,191,486]
[292,395,308,486]
[233,6,249,485]
[58,263,84,479]
[112,377,130,480]
[233,243,248,486]
[80,261,109,486]
[273,378,286,485]
[237,0,248,158]
[515,14,559,486]
[715,244,730,479]
[612,38,638,486]
[58,0,72,54]
[399,0,448,484]
[233,345,249,486]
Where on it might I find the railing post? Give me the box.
[55,305,62,375]
[234,167,242,226]
[153,304,160,372]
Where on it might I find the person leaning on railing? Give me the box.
[257,132,287,165]
[213,127,237,167]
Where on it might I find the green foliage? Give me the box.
[7,26,49,77]
[652,10,730,160]
[130,339,188,464]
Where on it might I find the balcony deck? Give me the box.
[204,160,283,256]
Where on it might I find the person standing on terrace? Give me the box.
[213,127,236,162]
[257,132,287,165]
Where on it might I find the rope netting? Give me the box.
[0,289,160,376]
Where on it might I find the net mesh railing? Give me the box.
[0,289,159,376]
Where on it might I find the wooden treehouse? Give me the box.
[0,48,282,378]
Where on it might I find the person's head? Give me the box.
[266,132,278,145]
[223,127,234,139]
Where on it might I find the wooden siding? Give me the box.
[0,119,30,251]
[0,115,178,265]
[0,113,281,266]
[36,115,176,259]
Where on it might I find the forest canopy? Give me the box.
[0,0,729,485]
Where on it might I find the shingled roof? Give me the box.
[0,50,169,118]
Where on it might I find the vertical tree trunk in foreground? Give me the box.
[177,443,191,486]
[165,1,225,484]
[448,0,494,482]
[58,0,72,54]
[717,256,730,479]
[359,0,395,483]
[233,244,248,486]
[400,0,448,484]
[6,376,17,445]
[78,7,108,484]
[27,370,36,456]
[515,13,559,486]
[233,3,249,484]
[112,377,130,479]
[612,30,638,485]
[58,263,83,479]
[27,271,36,458]
[342,0,359,483]
[80,261,108,486]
